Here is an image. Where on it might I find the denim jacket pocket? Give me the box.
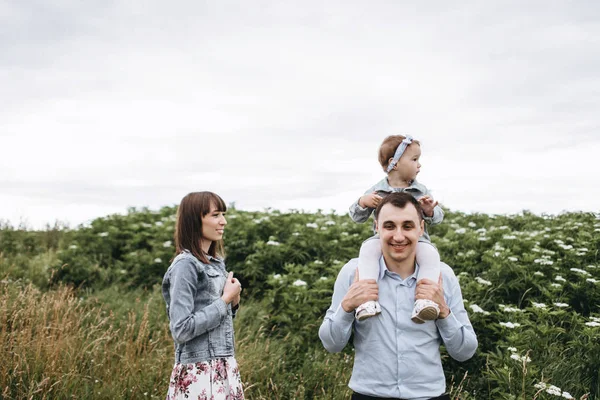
[204,266,226,298]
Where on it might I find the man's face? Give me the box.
[375,202,424,265]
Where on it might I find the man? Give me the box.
[319,192,477,400]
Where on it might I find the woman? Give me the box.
[162,191,244,400]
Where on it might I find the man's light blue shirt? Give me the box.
[318,257,478,400]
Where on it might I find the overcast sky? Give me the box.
[1,1,599,229]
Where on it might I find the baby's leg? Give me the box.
[357,236,381,281]
[411,241,441,323]
[416,241,440,283]
[355,236,382,321]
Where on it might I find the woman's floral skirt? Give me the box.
[166,357,244,400]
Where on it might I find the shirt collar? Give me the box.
[379,256,420,285]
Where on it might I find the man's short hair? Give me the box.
[374,192,424,221]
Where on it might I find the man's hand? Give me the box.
[341,269,379,313]
[418,195,438,218]
[415,274,450,318]
[359,192,383,209]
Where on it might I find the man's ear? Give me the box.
[419,219,425,236]
[374,219,380,234]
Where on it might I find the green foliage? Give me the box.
[1,208,599,399]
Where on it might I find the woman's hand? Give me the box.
[221,271,242,305]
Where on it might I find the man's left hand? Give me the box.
[415,274,450,319]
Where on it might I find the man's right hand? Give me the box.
[359,192,383,208]
[341,269,379,312]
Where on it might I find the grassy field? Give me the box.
[1,207,599,399]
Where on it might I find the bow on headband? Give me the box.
[386,135,414,173]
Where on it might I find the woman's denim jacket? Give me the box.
[162,250,237,364]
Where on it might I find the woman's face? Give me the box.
[201,204,227,243]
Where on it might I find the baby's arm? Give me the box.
[349,191,382,223]
[419,186,444,226]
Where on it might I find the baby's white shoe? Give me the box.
[411,299,439,323]
[356,300,381,321]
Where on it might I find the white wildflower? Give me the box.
[546,385,562,396]
[501,306,524,313]
[273,274,282,280]
[585,321,600,327]
[551,283,562,288]
[561,392,574,399]
[155,221,163,226]
[503,235,517,240]
[478,236,489,241]
[154,258,162,263]
[508,256,518,262]
[163,241,172,247]
[510,353,531,363]
[314,260,323,264]
[325,220,336,225]
[553,302,569,308]
[475,277,492,286]
[306,223,318,228]
[266,240,280,246]
[333,259,341,264]
[292,232,300,236]
[98,232,109,237]
[320,227,327,230]
[468,222,477,227]
[555,275,566,282]
[455,228,466,234]
[507,347,517,352]
[469,304,490,315]
[532,302,547,309]
[534,271,544,276]
[319,276,328,281]
[586,278,598,283]
[499,322,521,329]
[570,268,590,276]
[69,244,78,249]
[292,279,307,287]
[534,258,554,266]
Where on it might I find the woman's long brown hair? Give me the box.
[174,191,227,263]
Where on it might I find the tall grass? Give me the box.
[1,282,172,399]
[0,282,356,400]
